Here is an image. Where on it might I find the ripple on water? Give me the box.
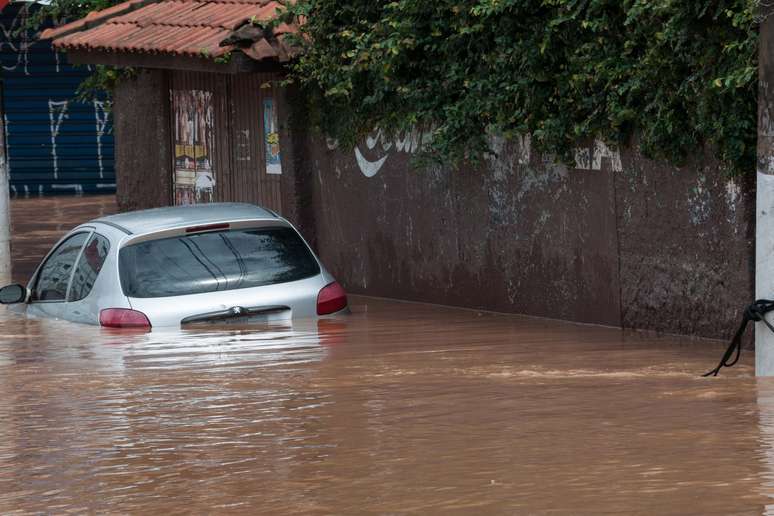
[0,298,770,514]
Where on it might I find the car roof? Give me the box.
[92,203,278,235]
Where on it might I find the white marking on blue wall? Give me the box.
[93,100,109,179]
[0,6,29,76]
[51,184,83,195]
[1,3,115,195]
[48,100,69,180]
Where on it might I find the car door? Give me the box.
[27,231,91,320]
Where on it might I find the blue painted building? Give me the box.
[0,1,114,195]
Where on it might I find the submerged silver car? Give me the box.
[0,203,348,328]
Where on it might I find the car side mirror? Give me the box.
[0,284,27,304]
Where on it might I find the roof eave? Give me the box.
[65,48,288,74]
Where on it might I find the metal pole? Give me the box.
[757,7,774,375]
[756,177,774,375]
[0,81,9,286]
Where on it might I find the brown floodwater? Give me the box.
[10,195,117,284]
[0,196,771,514]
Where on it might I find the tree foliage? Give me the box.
[281,0,760,173]
[27,0,118,28]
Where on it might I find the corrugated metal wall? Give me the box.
[230,72,282,210]
[169,70,282,211]
[0,2,115,196]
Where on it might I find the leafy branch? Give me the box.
[277,0,760,174]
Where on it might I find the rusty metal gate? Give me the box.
[168,71,282,211]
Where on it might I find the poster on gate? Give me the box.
[263,97,282,175]
[172,90,215,204]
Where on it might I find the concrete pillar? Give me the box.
[756,382,774,512]
[757,178,774,375]
[278,83,318,248]
[757,6,774,375]
[113,70,172,212]
[0,91,10,286]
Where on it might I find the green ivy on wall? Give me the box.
[279,0,760,174]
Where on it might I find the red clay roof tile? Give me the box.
[41,0,297,63]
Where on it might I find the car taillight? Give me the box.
[317,282,347,315]
[99,308,152,328]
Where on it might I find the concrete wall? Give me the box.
[298,133,754,339]
[616,152,754,337]
[111,72,755,339]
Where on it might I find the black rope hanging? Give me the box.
[703,299,774,377]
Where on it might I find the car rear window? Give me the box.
[119,227,320,298]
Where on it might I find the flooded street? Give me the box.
[1,196,772,514]
[10,195,116,284]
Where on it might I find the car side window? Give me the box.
[32,232,89,302]
[68,233,110,302]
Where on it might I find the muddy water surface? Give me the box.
[0,301,768,514]
[10,195,116,283]
[1,196,772,514]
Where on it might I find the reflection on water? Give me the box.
[0,296,772,513]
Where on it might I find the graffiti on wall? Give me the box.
[573,140,623,173]
[0,5,30,76]
[94,100,110,179]
[335,127,622,178]
[46,99,115,190]
[47,100,68,180]
[263,97,282,175]
[172,90,215,205]
[327,126,434,178]
[1,2,115,195]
